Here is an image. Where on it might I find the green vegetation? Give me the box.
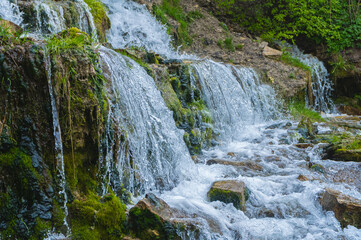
[83,0,111,42]
[214,0,361,52]
[46,28,92,55]
[155,65,213,155]
[69,193,127,240]
[289,101,324,122]
[224,36,235,52]
[217,36,236,52]
[280,51,310,72]
[152,0,204,47]
[219,22,229,31]
[0,21,29,46]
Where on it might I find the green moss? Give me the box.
[29,218,51,240]
[69,193,126,240]
[83,0,111,42]
[207,187,249,210]
[128,207,178,240]
[154,65,213,155]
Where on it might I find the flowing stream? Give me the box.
[287,45,336,113]
[100,0,361,239]
[44,53,69,236]
[99,46,195,194]
[0,0,96,39]
[3,0,360,238]
[0,0,23,26]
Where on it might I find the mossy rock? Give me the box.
[297,116,316,139]
[128,193,183,240]
[320,188,361,229]
[207,180,249,211]
[69,193,126,240]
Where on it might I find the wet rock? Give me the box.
[332,149,361,162]
[207,180,249,210]
[206,158,263,171]
[297,117,317,139]
[294,143,314,149]
[227,152,236,157]
[128,193,191,239]
[319,188,361,228]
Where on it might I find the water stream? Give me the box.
[0,0,96,39]
[0,0,23,26]
[3,0,360,238]
[44,53,69,236]
[287,45,336,113]
[98,0,361,239]
[99,46,195,194]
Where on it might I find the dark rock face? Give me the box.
[0,36,108,237]
[320,188,361,229]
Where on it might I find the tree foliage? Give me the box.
[214,0,361,52]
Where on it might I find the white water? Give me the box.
[101,0,183,58]
[0,0,96,38]
[190,60,281,141]
[0,0,23,26]
[95,1,361,239]
[99,46,195,194]
[45,53,69,235]
[288,45,336,113]
[3,0,358,238]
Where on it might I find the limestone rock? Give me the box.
[207,180,249,210]
[320,188,361,228]
[263,46,282,58]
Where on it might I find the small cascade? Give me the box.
[190,60,281,141]
[288,45,336,113]
[99,46,195,194]
[34,1,66,35]
[0,0,96,38]
[101,0,178,58]
[44,53,69,235]
[0,0,23,26]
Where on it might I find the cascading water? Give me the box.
[96,1,361,239]
[0,0,23,26]
[44,53,69,236]
[0,0,96,39]
[99,46,195,194]
[190,60,281,141]
[101,0,182,58]
[287,45,336,113]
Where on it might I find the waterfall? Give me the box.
[0,0,96,38]
[44,53,69,235]
[99,46,195,194]
[190,60,281,140]
[288,45,336,113]
[0,0,23,26]
[101,0,180,58]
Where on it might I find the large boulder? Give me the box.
[319,188,361,228]
[207,180,249,211]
